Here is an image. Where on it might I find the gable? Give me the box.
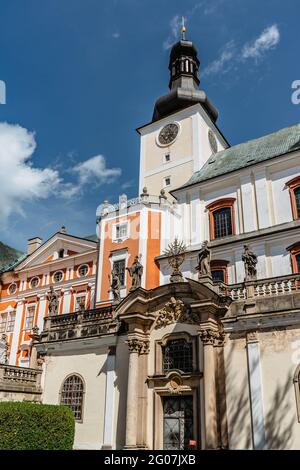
[15,233,97,271]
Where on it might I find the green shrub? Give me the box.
[0,401,75,450]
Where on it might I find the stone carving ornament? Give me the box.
[163,238,187,283]
[155,297,185,329]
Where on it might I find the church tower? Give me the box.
[137,22,229,197]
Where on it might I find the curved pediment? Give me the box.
[115,277,231,326]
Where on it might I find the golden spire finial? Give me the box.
[181,16,186,40]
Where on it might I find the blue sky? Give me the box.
[0,0,299,251]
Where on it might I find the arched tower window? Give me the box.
[60,374,84,421]
[163,339,192,373]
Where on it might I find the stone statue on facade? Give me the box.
[126,256,143,291]
[110,267,121,303]
[47,286,59,316]
[242,245,258,281]
[196,240,211,278]
[0,333,9,364]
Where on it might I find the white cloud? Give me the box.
[0,123,122,225]
[163,14,181,50]
[0,123,61,224]
[242,24,280,59]
[202,41,235,77]
[203,25,280,77]
[112,32,120,39]
[72,154,121,186]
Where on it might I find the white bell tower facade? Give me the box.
[137,37,229,197]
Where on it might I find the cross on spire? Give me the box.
[181,16,186,40]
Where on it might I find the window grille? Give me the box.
[163,339,192,373]
[60,375,84,421]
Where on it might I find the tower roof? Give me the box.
[152,36,218,122]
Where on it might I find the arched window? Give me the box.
[60,375,84,421]
[286,176,300,220]
[206,198,236,240]
[163,339,192,373]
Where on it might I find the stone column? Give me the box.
[124,337,143,449]
[199,328,219,449]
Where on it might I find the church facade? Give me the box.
[1,34,300,450]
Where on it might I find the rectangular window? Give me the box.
[114,222,128,241]
[295,188,300,219]
[24,305,35,329]
[165,154,170,162]
[75,295,86,311]
[164,176,171,187]
[113,259,126,287]
[6,311,16,332]
[296,254,300,273]
[0,314,7,333]
[211,270,225,283]
[213,208,233,239]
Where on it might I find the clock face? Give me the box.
[158,123,179,146]
[208,129,218,154]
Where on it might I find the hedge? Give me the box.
[0,401,75,450]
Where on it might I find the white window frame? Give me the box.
[0,313,8,333]
[109,249,129,300]
[163,176,171,187]
[24,304,36,330]
[77,264,90,278]
[112,221,130,243]
[6,310,16,333]
[52,270,64,283]
[8,282,18,295]
[75,294,87,311]
[163,153,171,164]
[30,276,40,289]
